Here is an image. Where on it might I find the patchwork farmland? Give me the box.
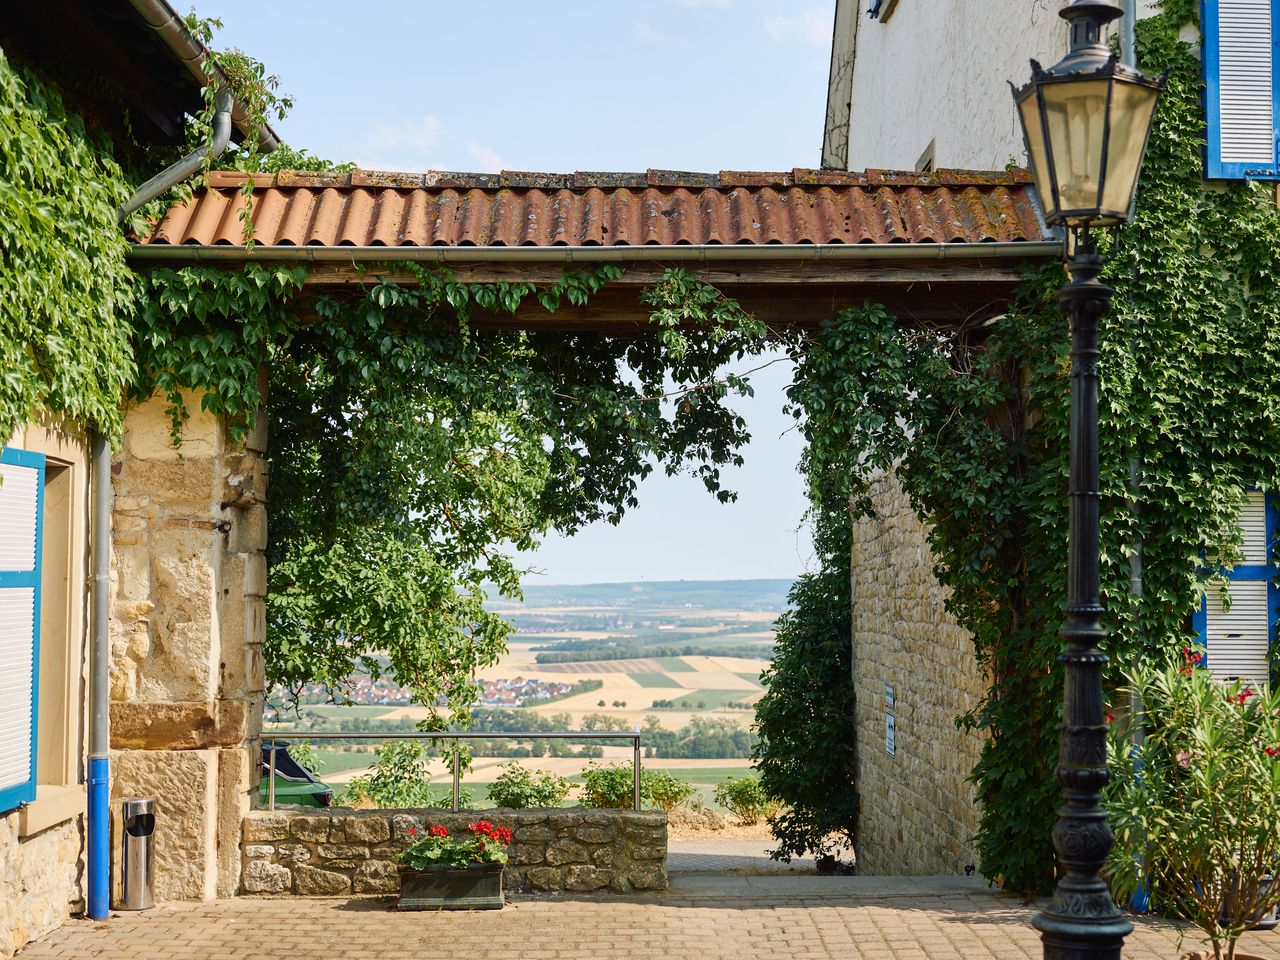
[265,579,788,809]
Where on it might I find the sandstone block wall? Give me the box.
[0,813,81,959]
[241,809,668,896]
[852,472,986,876]
[109,390,268,901]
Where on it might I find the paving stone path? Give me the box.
[18,876,1280,960]
[666,837,816,874]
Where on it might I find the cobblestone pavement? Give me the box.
[667,837,816,874]
[18,877,1280,960]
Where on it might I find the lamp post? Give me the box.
[1011,3,1162,960]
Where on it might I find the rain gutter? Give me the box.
[126,0,281,151]
[127,240,1064,265]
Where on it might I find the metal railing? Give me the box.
[262,730,643,812]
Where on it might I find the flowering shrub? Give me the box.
[1105,657,1280,959]
[396,820,512,870]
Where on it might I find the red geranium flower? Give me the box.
[408,826,418,837]
[429,825,449,838]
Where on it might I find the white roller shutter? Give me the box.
[1205,580,1271,684]
[1205,0,1280,179]
[0,451,42,811]
[1241,490,1269,563]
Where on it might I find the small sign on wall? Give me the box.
[885,683,896,756]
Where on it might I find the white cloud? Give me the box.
[632,21,682,46]
[350,116,446,171]
[467,140,505,173]
[764,7,830,49]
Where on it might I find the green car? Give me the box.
[259,741,333,807]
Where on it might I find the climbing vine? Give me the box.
[758,0,1280,893]
[0,51,137,444]
[133,262,773,727]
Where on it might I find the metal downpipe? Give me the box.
[87,433,111,920]
[119,87,234,222]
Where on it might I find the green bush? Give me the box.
[579,762,648,809]
[1106,658,1280,958]
[713,775,779,825]
[486,762,570,808]
[645,771,697,812]
[752,524,857,861]
[345,741,471,808]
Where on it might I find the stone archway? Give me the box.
[113,165,1056,900]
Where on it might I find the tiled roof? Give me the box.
[142,168,1046,248]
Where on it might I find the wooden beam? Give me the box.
[299,257,1037,289]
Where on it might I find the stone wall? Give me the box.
[0,812,82,959]
[851,472,986,876]
[109,389,268,901]
[241,809,668,896]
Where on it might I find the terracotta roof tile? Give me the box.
[143,168,1047,248]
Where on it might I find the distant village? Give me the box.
[269,674,575,712]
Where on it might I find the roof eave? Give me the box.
[127,240,1064,265]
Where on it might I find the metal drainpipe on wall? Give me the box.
[89,83,265,921]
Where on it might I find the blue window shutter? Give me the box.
[0,446,43,813]
[1195,491,1279,684]
[1203,0,1280,179]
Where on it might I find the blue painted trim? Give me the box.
[1202,0,1280,180]
[0,446,43,814]
[86,756,109,919]
[1194,491,1280,675]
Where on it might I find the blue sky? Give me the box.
[197,0,834,584]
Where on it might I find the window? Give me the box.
[0,446,44,813]
[1203,0,1280,179]
[1192,491,1279,684]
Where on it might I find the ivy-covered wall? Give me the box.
[0,50,136,445]
[761,1,1280,894]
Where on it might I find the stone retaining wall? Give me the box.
[852,472,987,876]
[241,809,667,896]
[0,813,81,959]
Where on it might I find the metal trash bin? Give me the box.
[120,798,155,911]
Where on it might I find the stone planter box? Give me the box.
[240,808,667,896]
[399,863,503,911]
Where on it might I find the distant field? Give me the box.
[654,656,696,672]
[735,672,764,686]
[629,672,684,688]
[309,748,377,775]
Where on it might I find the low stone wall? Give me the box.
[241,808,667,897]
[0,812,82,959]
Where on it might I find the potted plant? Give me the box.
[1105,651,1280,960]
[395,820,512,911]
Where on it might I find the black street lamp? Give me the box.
[1011,3,1163,960]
